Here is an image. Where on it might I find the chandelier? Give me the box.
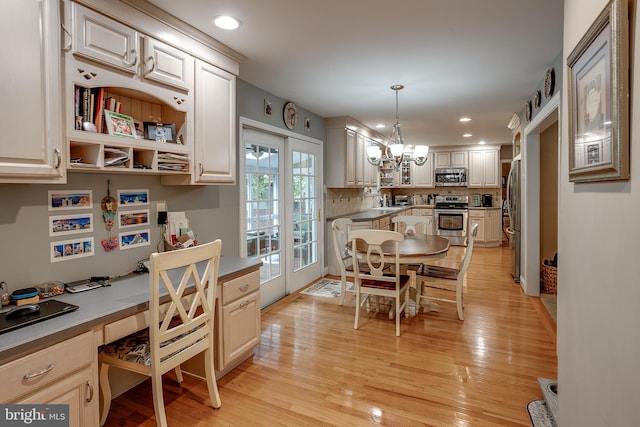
[366,84,429,170]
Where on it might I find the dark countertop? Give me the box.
[0,256,262,364]
[326,206,411,222]
[468,206,502,210]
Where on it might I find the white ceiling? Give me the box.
[146,0,563,147]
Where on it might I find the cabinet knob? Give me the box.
[239,283,249,292]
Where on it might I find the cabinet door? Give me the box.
[221,291,261,369]
[17,366,98,427]
[482,150,500,187]
[434,152,450,168]
[413,155,434,187]
[194,60,235,184]
[468,151,485,187]
[487,210,501,242]
[72,3,139,74]
[143,37,194,92]
[363,137,378,186]
[0,0,65,183]
[345,129,362,186]
[451,151,468,168]
[469,216,486,243]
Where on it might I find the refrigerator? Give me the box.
[506,159,521,282]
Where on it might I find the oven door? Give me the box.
[434,209,468,245]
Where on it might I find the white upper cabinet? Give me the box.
[71,3,139,74]
[413,154,434,187]
[468,149,500,188]
[191,60,236,184]
[363,137,378,186]
[434,151,468,169]
[142,36,194,92]
[325,119,370,188]
[0,0,65,183]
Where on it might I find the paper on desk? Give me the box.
[167,212,188,244]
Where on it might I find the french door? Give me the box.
[241,126,323,307]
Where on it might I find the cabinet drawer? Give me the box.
[222,270,260,305]
[468,210,485,218]
[0,331,95,402]
[379,215,391,228]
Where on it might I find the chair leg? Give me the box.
[354,286,361,330]
[395,294,401,336]
[98,360,112,426]
[152,374,168,427]
[456,278,464,321]
[174,366,183,383]
[339,272,347,306]
[204,348,222,408]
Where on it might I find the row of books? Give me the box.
[74,86,122,133]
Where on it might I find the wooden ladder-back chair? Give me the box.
[98,240,222,426]
[350,229,414,336]
[416,223,478,320]
[392,215,431,235]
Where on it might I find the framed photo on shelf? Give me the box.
[143,122,177,143]
[567,0,629,182]
[104,111,136,139]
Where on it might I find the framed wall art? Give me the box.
[117,189,149,207]
[51,237,94,262]
[119,229,151,250]
[48,190,92,211]
[567,0,629,182]
[49,213,94,237]
[118,209,150,229]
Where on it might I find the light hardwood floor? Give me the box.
[104,245,557,426]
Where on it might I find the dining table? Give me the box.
[348,233,451,317]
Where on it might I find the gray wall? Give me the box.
[0,79,326,293]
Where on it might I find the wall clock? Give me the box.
[544,68,555,99]
[283,102,298,129]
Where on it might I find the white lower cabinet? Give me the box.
[468,209,501,247]
[0,331,98,426]
[217,270,261,372]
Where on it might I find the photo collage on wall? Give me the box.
[47,188,152,262]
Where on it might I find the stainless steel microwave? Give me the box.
[434,168,467,186]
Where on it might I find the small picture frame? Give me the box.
[117,189,149,207]
[144,122,176,143]
[104,111,136,139]
[51,237,94,262]
[567,0,629,182]
[119,229,151,250]
[49,213,94,237]
[264,99,272,117]
[48,190,92,211]
[118,209,150,229]
[304,117,311,131]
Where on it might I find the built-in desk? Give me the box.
[0,256,262,424]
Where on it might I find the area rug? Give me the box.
[301,279,352,298]
[527,400,556,427]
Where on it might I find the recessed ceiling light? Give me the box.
[459,117,472,122]
[212,15,241,30]
[463,133,472,138]
[478,140,486,145]
[375,124,386,129]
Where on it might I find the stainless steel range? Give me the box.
[434,195,469,246]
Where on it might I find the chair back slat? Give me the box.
[350,229,403,282]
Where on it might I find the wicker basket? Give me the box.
[541,262,557,294]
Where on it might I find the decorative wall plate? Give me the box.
[544,68,555,98]
[283,102,298,129]
[525,100,532,121]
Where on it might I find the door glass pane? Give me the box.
[245,143,281,283]
[292,149,317,272]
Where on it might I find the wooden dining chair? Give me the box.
[415,223,478,320]
[392,215,431,235]
[98,240,223,426]
[350,229,414,336]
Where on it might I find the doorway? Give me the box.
[522,92,560,298]
[240,119,324,307]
